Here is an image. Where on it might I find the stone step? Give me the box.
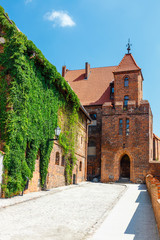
[116,177,132,183]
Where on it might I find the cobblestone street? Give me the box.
[0,182,125,240]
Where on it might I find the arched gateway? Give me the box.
[120,154,130,179]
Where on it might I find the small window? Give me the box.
[111,86,114,93]
[70,158,73,166]
[119,119,123,135]
[76,133,78,142]
[126,119,129,136]
[55,152,60,165]
[88,140,96,147]
[90,113,96,120]
[79,161,82,171]
[110,82,114,99]
[124,77,129,87]
[124,95,129,107]
[61,156,65,166]
[88,140,96,156]
[90,113,97,126]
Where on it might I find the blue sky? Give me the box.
[1,0,160,135]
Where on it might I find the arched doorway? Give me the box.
[120,154,130,179]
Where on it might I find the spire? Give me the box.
[126,38,132,54]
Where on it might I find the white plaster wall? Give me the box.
[0,153,3,196]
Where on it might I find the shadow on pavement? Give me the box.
[124,185,159,240]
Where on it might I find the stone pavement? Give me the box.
[0,182,126,240]
[88,184,160,240]
[0,182,85,209]
[0,182,159,240]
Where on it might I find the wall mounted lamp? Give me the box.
[49,126,61,141]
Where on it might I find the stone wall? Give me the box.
[146,174,160,235]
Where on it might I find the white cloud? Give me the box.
[44,10,76,28]
[25,0,32,4]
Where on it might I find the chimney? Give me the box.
[85,62,90,79]
[62,65,66,77]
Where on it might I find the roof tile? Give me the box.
[64,54,141,106]
[65,66,116,106]
[114,54,141,73]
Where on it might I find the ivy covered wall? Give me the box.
[0,6,81,197]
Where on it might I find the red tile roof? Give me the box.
[114,54,141,73]
[65,66,116,106]
[64,54,141,106]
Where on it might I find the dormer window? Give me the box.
[124,77,129,87]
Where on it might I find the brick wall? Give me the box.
[46,142,65,189]
[85,105,102,180]
[24,113,88,194]
[146,174,160,235]
[100,63,154,183]
[25,158,41,194]
[114,71,143,107]
[101,100,152,183]
[153,135,160,161]
[149,162,160,176]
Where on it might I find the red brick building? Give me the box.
[0,9,91,196]
[24,106,90,194]
[63,52,160,183]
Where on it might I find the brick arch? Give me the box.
[113,150,134,182]
[123,74,130,80]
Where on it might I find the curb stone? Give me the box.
[0,181,90,210]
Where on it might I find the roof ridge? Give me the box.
[66,65,117,72]
[129,54,141,69]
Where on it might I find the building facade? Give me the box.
[24,106,89,194]
[0,7,90,197]
[63,52,160,183]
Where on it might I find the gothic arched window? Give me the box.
[79,161,82,171]
[124,77,129,87]
[55,152,60,165]
[124,95,129,107]
[61,156,65,166]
